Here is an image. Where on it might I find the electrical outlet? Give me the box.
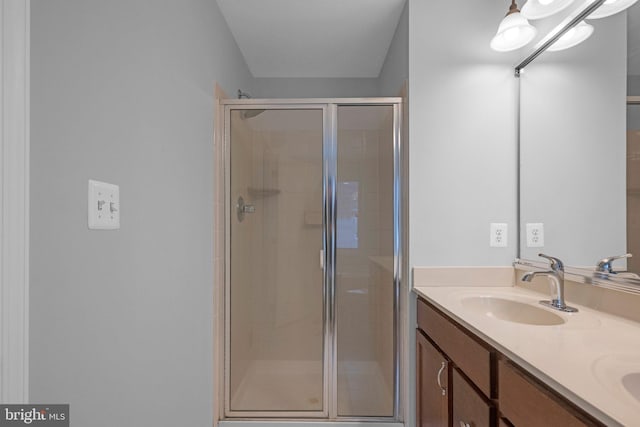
[490,223,508,247]
[526,223,544,247]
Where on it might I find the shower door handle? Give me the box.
[320,249,324,270]
[236,196,255,222]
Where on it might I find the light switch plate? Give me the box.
[526,223,544,247]
[88,180,120,230]
[490,223,508,247]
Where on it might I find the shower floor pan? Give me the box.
[227,360,395,420]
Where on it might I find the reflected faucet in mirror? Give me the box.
[596,253,632,274]
[522,253,579,313]
[594,253,640,279]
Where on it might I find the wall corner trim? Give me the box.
[1,0,30,404]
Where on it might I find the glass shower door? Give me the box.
[227,108,326,416]
[224,100,401,421]
[335,105,396,417]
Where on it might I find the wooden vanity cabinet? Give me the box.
[452,368,493,427]
[498,359,603,427]
[416,297,604,427]
[417,295,493,397]
[417,297,496,427]
[416,330,449,427]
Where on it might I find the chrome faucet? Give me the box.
[595,253,632,274]
[522,253,578,313]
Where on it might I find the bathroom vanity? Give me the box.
[413,271,640,427]
[410,1,640,425]
[416,295,603,427]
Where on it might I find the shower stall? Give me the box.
[219,98,404,424]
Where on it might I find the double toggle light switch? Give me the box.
[88,179,120,230]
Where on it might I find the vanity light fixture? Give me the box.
[521,0,576,20]
[588,0,638,18]
[547,20,594,50]
[515,0,605,74]
[491,0,538,52]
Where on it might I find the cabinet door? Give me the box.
[452,368,493,427]
[416,330,449,427]
[499,359,600,427]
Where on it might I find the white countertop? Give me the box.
[413,285,640,427]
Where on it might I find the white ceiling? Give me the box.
[216,0,406,78]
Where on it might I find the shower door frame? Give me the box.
[221,98,404,422]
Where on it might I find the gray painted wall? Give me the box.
[30,1,253,426]
[520,14,627,266]
[378,1,408,97]
[253,77,379,98]
[409,0,521,267]
[404,2,522,426]
[29,1,531,426]
[629,74,640,94]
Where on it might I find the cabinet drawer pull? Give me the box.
[459,422,471,427]
[437,361,447,395]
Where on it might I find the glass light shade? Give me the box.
[547,20,594,50]
[521,0,576,19]
[490,12,538,52]
[589,0,638,18]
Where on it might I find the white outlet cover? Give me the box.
[490,223,508,248]
[88,180,120,230]
[526,223,544,247]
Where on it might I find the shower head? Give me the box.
[237,89,252,99]
[237,89,264,119]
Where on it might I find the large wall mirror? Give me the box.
[519,0,640,278]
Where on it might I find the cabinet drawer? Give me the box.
[498,359,602,427]
[417,297,493,397]
[452,368,493,427]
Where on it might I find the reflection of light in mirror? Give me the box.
[522,0,575,20]
[504,27,522,42]
[490,10,538,52]
[547,20,594,51]
[589,0,638,18]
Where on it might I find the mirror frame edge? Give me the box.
[512,0,640,296]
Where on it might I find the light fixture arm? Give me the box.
[514,0,606,75]
[507,0,520,16]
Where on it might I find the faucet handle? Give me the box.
[596,253,632,273]
[538,253,564,272]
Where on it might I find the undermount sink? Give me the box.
[622,373,640,403]
[592,354,640,408]
[461,296,566,326]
